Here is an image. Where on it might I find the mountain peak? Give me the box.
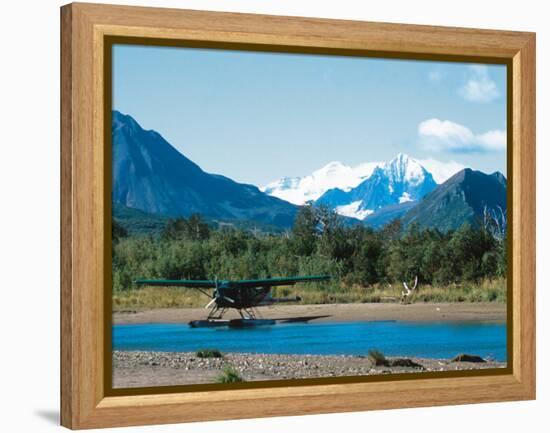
[112,110,148,137]
[401,167,507,231]
[389,153,415,167]
[314,161,348,177]
[393,152,411,161]
[316,155,437,220]
[382,153,430,187]
[112,111,297,227]
[113,109,133,123]
[322,161,346,169]
[491,171,507,187]
[262,160,382,205]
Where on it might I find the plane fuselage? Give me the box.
[214,282,270,309]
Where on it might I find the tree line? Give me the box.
[112,203,507,293]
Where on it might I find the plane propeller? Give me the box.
[204,276,235,309]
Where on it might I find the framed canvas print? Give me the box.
[60,2,536,429]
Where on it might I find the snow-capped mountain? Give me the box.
[316,154,437,220]
[261,160,383,205]
[262,156,464,207]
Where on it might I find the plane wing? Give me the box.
[134,275,330,291]
[234,275,330,288]
[134,279,217,288]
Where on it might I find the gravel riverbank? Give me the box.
[114,302,506,325]
[113,350,506,388]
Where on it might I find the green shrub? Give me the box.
[216,366,244,383]
[196,348,223,358]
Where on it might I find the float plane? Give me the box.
[135,275,330,328]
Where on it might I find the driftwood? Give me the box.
[401,276,418,303]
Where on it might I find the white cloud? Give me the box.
[476,130,507,151]
[418,118,506,153]
[459,65,499,102]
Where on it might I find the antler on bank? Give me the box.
[401,275,418,303]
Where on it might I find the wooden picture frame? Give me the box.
[60,2,536,429]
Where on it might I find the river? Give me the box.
[113,320,507,361]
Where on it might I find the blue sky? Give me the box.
[113,44,507,186]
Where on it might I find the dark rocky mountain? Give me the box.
[400,168,507,232]
[112,111,297,228]
[363,201,417,229]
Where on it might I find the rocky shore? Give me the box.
[112,350,506,388]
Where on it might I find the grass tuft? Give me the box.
[215,366,244,383]
[196,348,223,359]
[368,349,389,366]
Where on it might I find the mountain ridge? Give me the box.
[112,111,506,233]
[262,155,465,206]
[400,168,507,232]
[262,160,382,205]
[112,110,298,228]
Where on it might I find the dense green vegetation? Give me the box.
[112,203,169,236]
[113,202,288,236]
[112,203,507,307]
